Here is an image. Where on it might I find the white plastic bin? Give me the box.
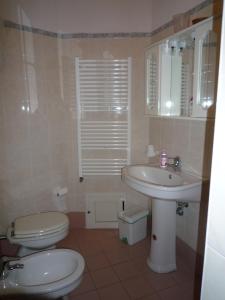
[118,206,149,245]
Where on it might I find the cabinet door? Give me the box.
[145,45,159,115]
[145,18,217,119]
[146,40,193,117]
[159,42,183,116]
[192,19,217,118]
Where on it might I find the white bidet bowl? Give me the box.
[0,249,85,299]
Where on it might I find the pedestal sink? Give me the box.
[122,165,202,273]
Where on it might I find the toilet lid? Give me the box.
[13,212,69,237]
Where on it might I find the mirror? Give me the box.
[146,33,195,117]
[145,17,217,119]
[199,30,217,109]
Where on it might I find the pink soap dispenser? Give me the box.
[160,149,168,168]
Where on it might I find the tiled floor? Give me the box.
[57,229,201,300]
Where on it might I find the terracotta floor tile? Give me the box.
[105,247,131,265]
[96,229,119,240]
[158,285,193,300]
[69,273,96,296]
[132,256,152,274]
[91,267,119,288]
[128,240,150,258]
[76,230,102,245]
[67,228,81,241]
[113,260,140,280]
[86,253,110,271]
[122,276,155,299]
[69,290,100,300]
[56,230,81,250]
[56,242,80,251]
[176,254,196,275]
[78,240,103,256]
[80,259,89,274]
[97,282,130,300]
[172,266,194,284]
[179,279,202,299]
[100,236,126,252]
[142,270,177,291]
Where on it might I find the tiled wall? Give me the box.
[149,118,214,178]
[0,26,71,229]
[0,24,150,232]
[0,0,220,256]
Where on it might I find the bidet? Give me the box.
[0,249,85,299]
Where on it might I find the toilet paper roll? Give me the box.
[55,195,67,212]
[56,187,68,197]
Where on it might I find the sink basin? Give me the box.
[123,165,202,202]
[122,164,204,273]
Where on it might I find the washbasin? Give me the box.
[122,164,204,273]
[122,165,202,202]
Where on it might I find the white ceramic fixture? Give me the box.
[7,212,69,256]
[0,249,85,299]
[122,165,203,273]
[123,165,202,202]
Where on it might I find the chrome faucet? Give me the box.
[167,156,181,171]
[0,256,24,280]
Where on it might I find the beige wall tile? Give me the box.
[0,28,150,231]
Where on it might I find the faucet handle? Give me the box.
[167,156,181,170]
[0,255,19,270]
[7,263,24,270]
[174,156,181,167]
[0,256,22,279]
[172,156,181,170]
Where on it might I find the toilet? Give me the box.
[7,212,69,256]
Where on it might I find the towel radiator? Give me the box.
[75,58,131,178]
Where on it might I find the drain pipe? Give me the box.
[176,202,189,216]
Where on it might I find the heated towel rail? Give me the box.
[75,58,131,177]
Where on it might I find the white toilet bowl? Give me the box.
[0,249,85,299]
[7,212,69,256]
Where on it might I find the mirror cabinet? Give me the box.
[145,17,217,118]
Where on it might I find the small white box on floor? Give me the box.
[118,206,149,245]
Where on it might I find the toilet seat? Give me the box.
[10,223,69,239]
[7,212,70,256]
[9,212,69,239]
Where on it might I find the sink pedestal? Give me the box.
[123,164,202,273]
[147,198,177,273]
